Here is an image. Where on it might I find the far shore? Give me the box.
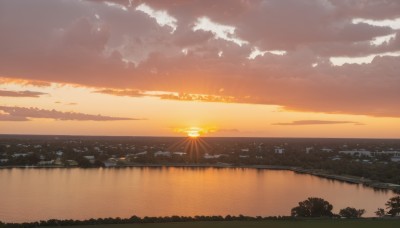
[1,163,400,192]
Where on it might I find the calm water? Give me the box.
[0,167,396,222]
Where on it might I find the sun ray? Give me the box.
[169,126,213,162]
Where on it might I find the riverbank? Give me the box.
[54,220,400,228]
[1,163,400,192]
[3,218,400,228]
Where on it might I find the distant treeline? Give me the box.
[0,215,316,227]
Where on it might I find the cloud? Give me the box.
[272,120,364,126]
[0,115,29,121]
[55,101,78,106]
[94,89,145,97]
[136,3,177,33]
[1,0,400,118]
[0,77,51,87]
[95,89,239,103]
[0,106,140,121]
[0,89,48,98]
[193,17,248,46]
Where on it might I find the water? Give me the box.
[0,167,396,222]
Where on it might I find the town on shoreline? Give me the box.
[1,135,400,192]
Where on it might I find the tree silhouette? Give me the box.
[385,195,400,217]
[291,197,333,217]
[375,208,386,217]
[339,207,365,218]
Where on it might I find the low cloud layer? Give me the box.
[272,120,364,126]
[0,89,48,98]
[0,106,139,121]
[1,0,400,117]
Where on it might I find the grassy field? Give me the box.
[60,219,400,228]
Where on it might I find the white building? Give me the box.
[173,152,186,156]
[339,150,372,157]
[134,151,148,157]
[275,148,285,154]
[203,154,227,159]
[55,151,63,156]
[38,160,54,165]
[83,156,95,164]
[154,151,171,157]
[12,153,28,158]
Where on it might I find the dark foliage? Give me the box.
[0,215,295,227]
[339,207,365,218]
[385,195,400,217]
[291,197,333,217]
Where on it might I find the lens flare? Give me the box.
[168,128,213,163]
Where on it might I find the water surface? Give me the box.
[0,167,395,222]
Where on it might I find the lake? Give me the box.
[0,167,396,222]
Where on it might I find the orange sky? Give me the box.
[1,0,400,138]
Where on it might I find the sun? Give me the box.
[185,127,202,138]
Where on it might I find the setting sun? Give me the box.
[186,127,201,138]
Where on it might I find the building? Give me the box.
[38,160,54,166]
[154,151,171,157]
[274,148,285,154]
[339,150,372,157]
[83,156,95,164]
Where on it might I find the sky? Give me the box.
[1,0,400,138]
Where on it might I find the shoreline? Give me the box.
[2,216,400,227]
[1,163,400,192]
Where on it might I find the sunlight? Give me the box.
[186,127,202,138]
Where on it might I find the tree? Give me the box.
[291,197,333,217]
[375,208,386,217]
[339,207,365,218]
[385,195,400,217]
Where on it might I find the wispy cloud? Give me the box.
[54,101,78,106]
[193,17,248,46]
[272,120,364,126]
[136,3,177,33]
[0,77,51,87]
[0,106,141,121]
[94,89,145,97]
[95,89,242,103]
[0,89,48,98]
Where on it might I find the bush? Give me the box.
[339,207,365,218]
[291,197,333,217]
[385,195,400,217]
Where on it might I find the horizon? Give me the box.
[1,133,400,140]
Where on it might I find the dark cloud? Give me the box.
[0,115,29,121]
[272,120,364,126]
[0,0,399,118]
[331,0,400,20]
[0,90,48,97]
[0,106,140,121]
